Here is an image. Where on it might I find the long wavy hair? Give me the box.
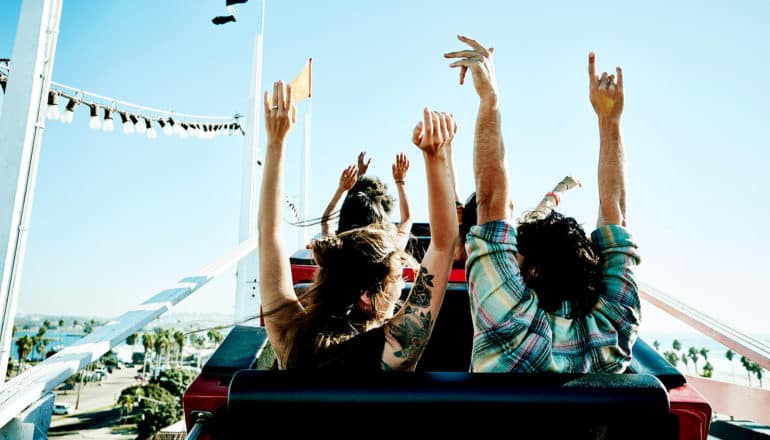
[283,225,416,369]
[516,211,602,317]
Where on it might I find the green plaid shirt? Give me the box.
[465,220,641,373]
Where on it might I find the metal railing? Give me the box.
[0,238,257,431]
[639,282,770,426]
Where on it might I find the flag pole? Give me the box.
[299,98,311,248]
[234,0,265,323]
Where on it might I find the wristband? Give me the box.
[545,191,560,205]
[394,180,405,185]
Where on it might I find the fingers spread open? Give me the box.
[457,35,488,55]
[412,121,423,146]
[444,50,483,59]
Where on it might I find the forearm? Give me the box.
[474,102,509,224]
[395,183,412,228]
[321,188,346,237]
[257,141,295,310]
[597,119,626,226]
[445,145,462,205]
[424,152,457,252]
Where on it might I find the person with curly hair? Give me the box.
[445,35,640,373]
[258,78,458,370]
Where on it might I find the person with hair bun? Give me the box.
[320,151,413,252]
[257,78,458,370]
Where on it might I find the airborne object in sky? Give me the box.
[212,0,248,25]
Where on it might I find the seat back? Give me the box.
[225,370,677,438]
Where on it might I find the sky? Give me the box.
[1,0,768,336]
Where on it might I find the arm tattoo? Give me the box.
[389,266,435,367]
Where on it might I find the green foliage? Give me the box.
[136,399,182,440]
[153,368,197,396]
[662,351,679,367]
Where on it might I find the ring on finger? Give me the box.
[271,105,279,110]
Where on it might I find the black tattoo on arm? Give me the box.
[389,266,435,368]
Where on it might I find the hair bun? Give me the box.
[311,236,343,267]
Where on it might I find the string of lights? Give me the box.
[0,62,244,140]
[1,59,325,228]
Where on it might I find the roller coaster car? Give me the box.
[183,223,712,440]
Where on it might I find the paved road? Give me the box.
[48,366,143,439]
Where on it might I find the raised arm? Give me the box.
[588,52,626,227]
[320,164,358,237]
[445,35,509,224]
[382,109,459,370]
[357,151,371,179]
[444,118,462,207]
[391,152,413,250]
[257,81,301,360]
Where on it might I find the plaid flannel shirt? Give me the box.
[465,220,641,373]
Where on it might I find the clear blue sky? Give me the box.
[1,1,768,335]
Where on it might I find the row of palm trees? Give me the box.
[10,318,102,376]
[654,339,764,387]
[127,327,225,377]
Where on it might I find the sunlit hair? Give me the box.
[283,224,417,369]
[337,176,395,233]
[516,210,602,317]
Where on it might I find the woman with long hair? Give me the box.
[257,80,457,370]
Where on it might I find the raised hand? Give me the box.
[392,153,410,182]
[588,52,624,122]
[444,35,498,104]
[357,151,372,177]
[263,80,297,145]
[412,108,456,156]
[338,164,358,191]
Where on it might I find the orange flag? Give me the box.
[289,58,312,103]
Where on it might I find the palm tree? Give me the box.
[15,335,34,372]
[653,340,660,352]
[42,319,51,329]
[173,331,185,365]
[680,352,689,372]
[207,329,223,345]
[663,351,679,367]
[142,332,155,375]
[688,347,699,375]
[740,356,753,386]
[58,319,65,328]
[725,349,735,378]
[701,361,714,378]
[117,394,136,421]
[126,333,138,347]
[754,364,764,388]
[672,339,682,352]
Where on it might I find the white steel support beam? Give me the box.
[234,0,265,322]
[0,238,257,431]
[0,0,63,382]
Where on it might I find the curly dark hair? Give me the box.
[337,176,395,233]
[516,211,602,318]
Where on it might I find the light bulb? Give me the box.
[179,123,189,139]
[163,118,174,136]
[61,98,78,124]
[89,105,101,130]
[102,108,114,132]
[147,127,157,139]
[136,117,147,134]
[46,91,60,121]
[120,112,134,134]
